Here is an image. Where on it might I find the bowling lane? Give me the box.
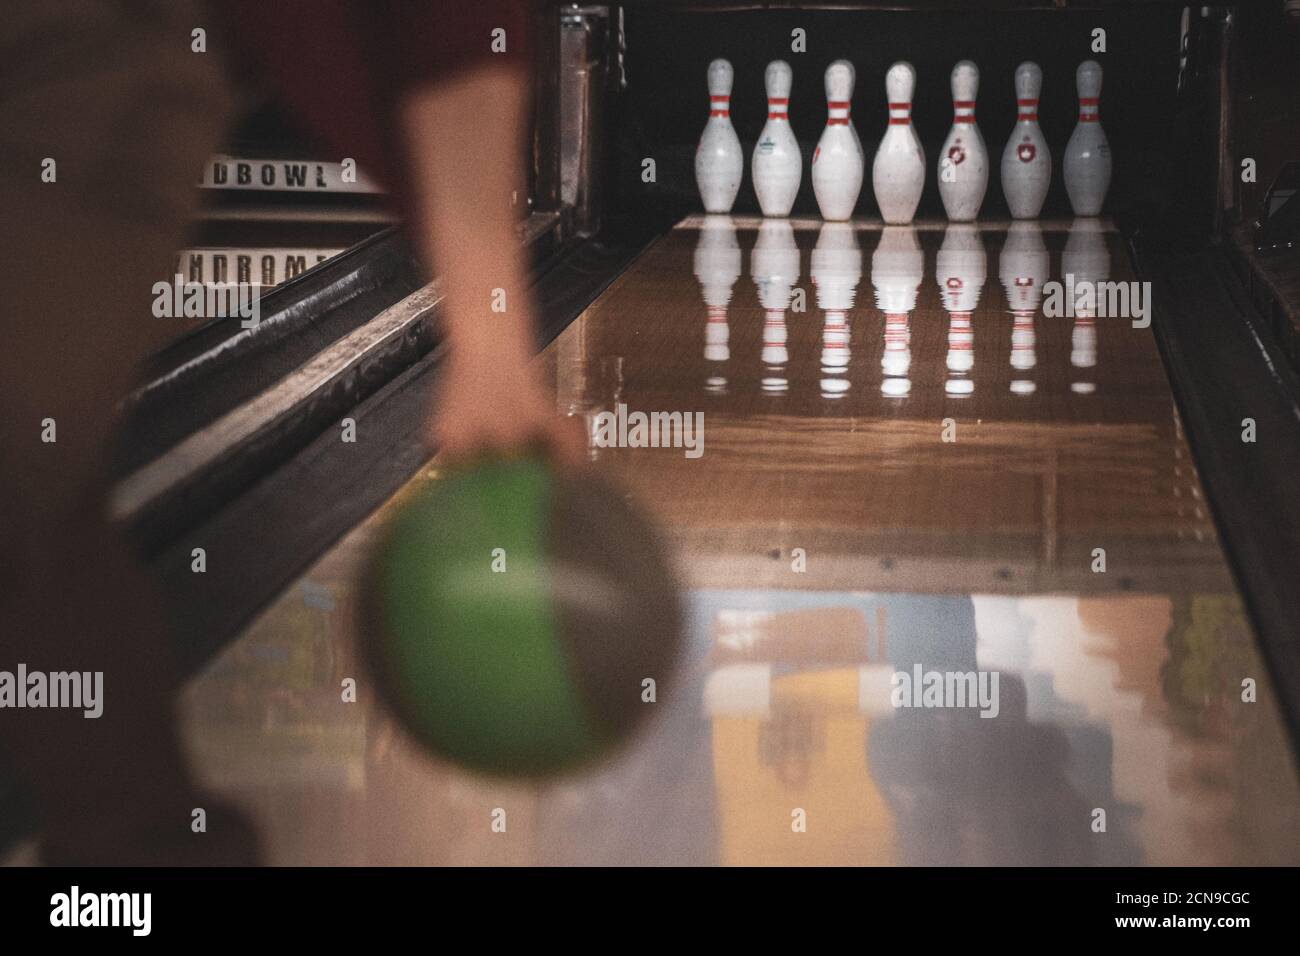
[179,218,1300,865]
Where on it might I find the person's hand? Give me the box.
[400,67,585,472]
[430,332,586,469]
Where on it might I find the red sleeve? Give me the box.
[218,1,535,208]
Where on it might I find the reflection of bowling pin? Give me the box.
[812,223,862,396]
[945,316,975,395]
[872,62,925,225]
[752,219,800,392]
[1063,217,1110,392]
[695,59,744,214]
[936,224,987,315]
[871,226,923,396]
[1000,62,1051,219]
[1008,312,1037,394]
[998,221,1049,395]
[693,215,741,391]
[1063,217,1110,291]
[753,61,802,217]
[871,225,924,314]
[936,225,986,395]
[1063,61,1112,217]
[762,311,790,393]
[937,61,988,222]
[880,312,912,397]
[1000,220,1050,314]
[820,315,851,397]
[812,60,864,221]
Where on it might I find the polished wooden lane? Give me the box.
[547,217,1226,596]
[180,219,1300,865]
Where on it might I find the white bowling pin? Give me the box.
[872,62,926,225]
[812,59,864,221]
[695,59,744,214]
[845,61,864,158]
[1063,60,1112,217]
[752,61,802,217]
[937,60,988,222]
[1000,62,1051,219]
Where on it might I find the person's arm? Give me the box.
[400,64,584,466]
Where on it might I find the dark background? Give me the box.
[614,6,1184,221]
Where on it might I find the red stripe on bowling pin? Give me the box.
[887,101,912,125]
[827,99,851,126]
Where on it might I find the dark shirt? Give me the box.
[219,0,534,205]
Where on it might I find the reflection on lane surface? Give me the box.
[1001,221,1048,396]
[181,221,1300,866]
[936,224,986,397]
[812,223,861,399]
[873,225,922,398]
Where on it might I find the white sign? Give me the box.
[173,248,345,287]
[199,155,382,193]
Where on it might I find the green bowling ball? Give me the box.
[361,456,683,776]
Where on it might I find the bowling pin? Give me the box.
[845,61,864,158]
[1063,60,1112,217]
[812,59,864,221]
[695,59,744,214]
[693,216,741,389]
[937,60,988,222]
[752,61,802,217]
[1000,62,1051,219]
[872,62,925,225]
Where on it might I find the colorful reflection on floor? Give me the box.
[181,580,1300,865]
